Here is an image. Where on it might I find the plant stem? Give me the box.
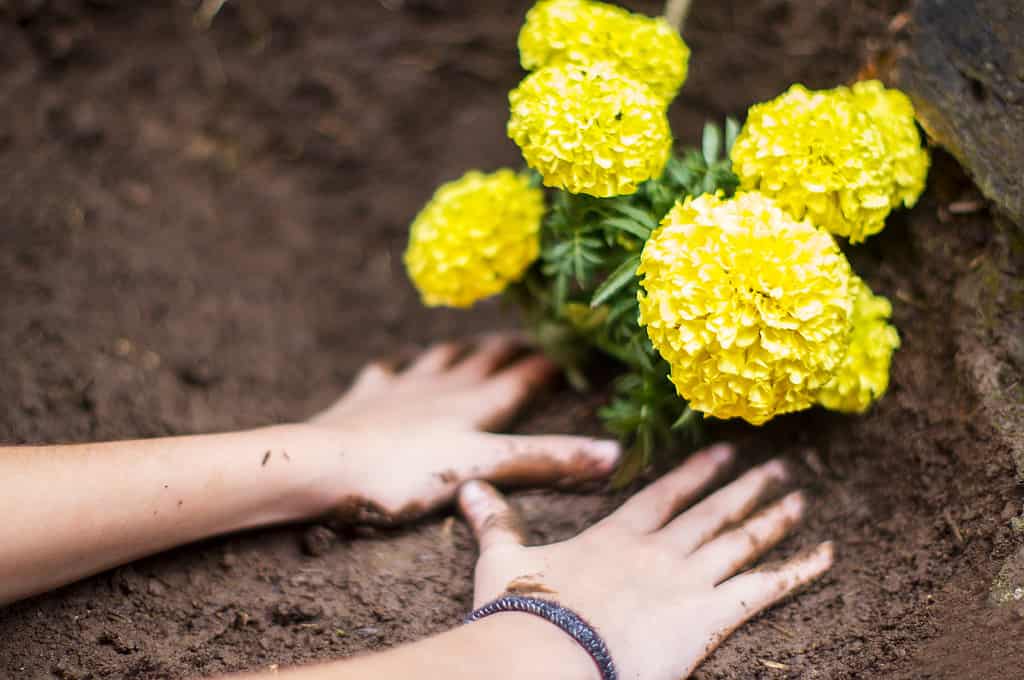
[664,0,693,33]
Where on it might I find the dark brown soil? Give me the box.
[1,1,1021,678]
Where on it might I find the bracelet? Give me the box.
[464,595,617,680]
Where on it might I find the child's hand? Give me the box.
[304,335,620,526]
[458,445,833,680]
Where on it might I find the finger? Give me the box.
[349,359,397,393]
[457,480,526,552]
[404,341,464,376]
[707,542,834,646]
[604,444,735,533]
[476,433,620,487]
[687,491,807,585]
[468,354,559,429]
[451,334,528,380]
[658,458,789,553]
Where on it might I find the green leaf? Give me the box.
[702,123,722,165]
[602,217,651,240]
[591,254,641,308]
[671,406,699,430]
[725,117,741,154]
[609,203,658,230]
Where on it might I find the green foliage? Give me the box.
[508,120,741,481]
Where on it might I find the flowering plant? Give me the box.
[404,0,927,480]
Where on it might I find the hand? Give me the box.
[457,444,834,680]
[305,334,621,525]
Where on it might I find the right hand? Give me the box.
[457,444,834,680]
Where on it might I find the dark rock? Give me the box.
[271,601,323,625]
[177,359,222,388]
[97,630,137,654]
[301,525,338,557]
[896,0,1024,227]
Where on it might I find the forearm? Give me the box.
[230,614,598,680]
[0,424,338,605]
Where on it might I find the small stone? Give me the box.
[271,601,323,625]
[1001,501,1019,521]
[178,359,222,388]
[97,630,138,654]
[220,552,238,570]
[301,525,338,557]
[147,579,166,597]
[233,611,251,629]
[354,626,380,638]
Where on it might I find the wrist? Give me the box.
[465,611,602,680]
[246,423,351,522]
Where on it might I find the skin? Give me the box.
[1,334,834,678]
[227,446,833,680]
[0,335,619,605]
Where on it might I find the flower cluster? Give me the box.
[817,276,901,413]
[404,170,544,308]
[508,61,672,198]
[730,81,929,243]
[508,0,687,197]
[405,0,925,475]
[518,0,690,103]
[638,192,854,425]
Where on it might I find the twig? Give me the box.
[195,0,229,30]
[664,0,694,33]
[943,509,964,545]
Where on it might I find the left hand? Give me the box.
[304,334,621,525]
[457,446,833,680]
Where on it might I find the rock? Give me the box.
[97,630,138,655]
[896,0,1024,227]
[271,601,323,625]
[146,579,166,597]
[991,546,1024,605]
[301,525,338,557]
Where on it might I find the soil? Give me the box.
[1,1,1022,679]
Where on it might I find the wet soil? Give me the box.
[1,1,1021,678]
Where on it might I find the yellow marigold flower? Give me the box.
[508,61,671,197]
[851,80,930,211]
[731,83,927,243]
[404,170,544,308]
[818,276,900,414]
[518,0,690,103]
[638,192,854,425]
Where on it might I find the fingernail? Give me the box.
[784,490,807,514]
[708,443,735,463]
[459,480,488,507]
[764,458,790,480]
[590,439,621,463]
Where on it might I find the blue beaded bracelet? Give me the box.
[465,595,618,680]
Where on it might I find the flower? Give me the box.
[730,82,928,243]
[404,170,544,308]
[508,61,671,197]
[638,191,854,425]
[518,0,690,103]
[851,80,929,211]
[817,276,900,413]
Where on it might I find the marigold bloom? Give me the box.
[818,276,900,414]
[518,0,690,103]
[508,61,671,197]
[851,80,929,211]
[638,192,854,425]
[404,170,544,308]
[730,82,928,243]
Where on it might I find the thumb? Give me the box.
[457,480,526,552]
[478,433,621,488]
